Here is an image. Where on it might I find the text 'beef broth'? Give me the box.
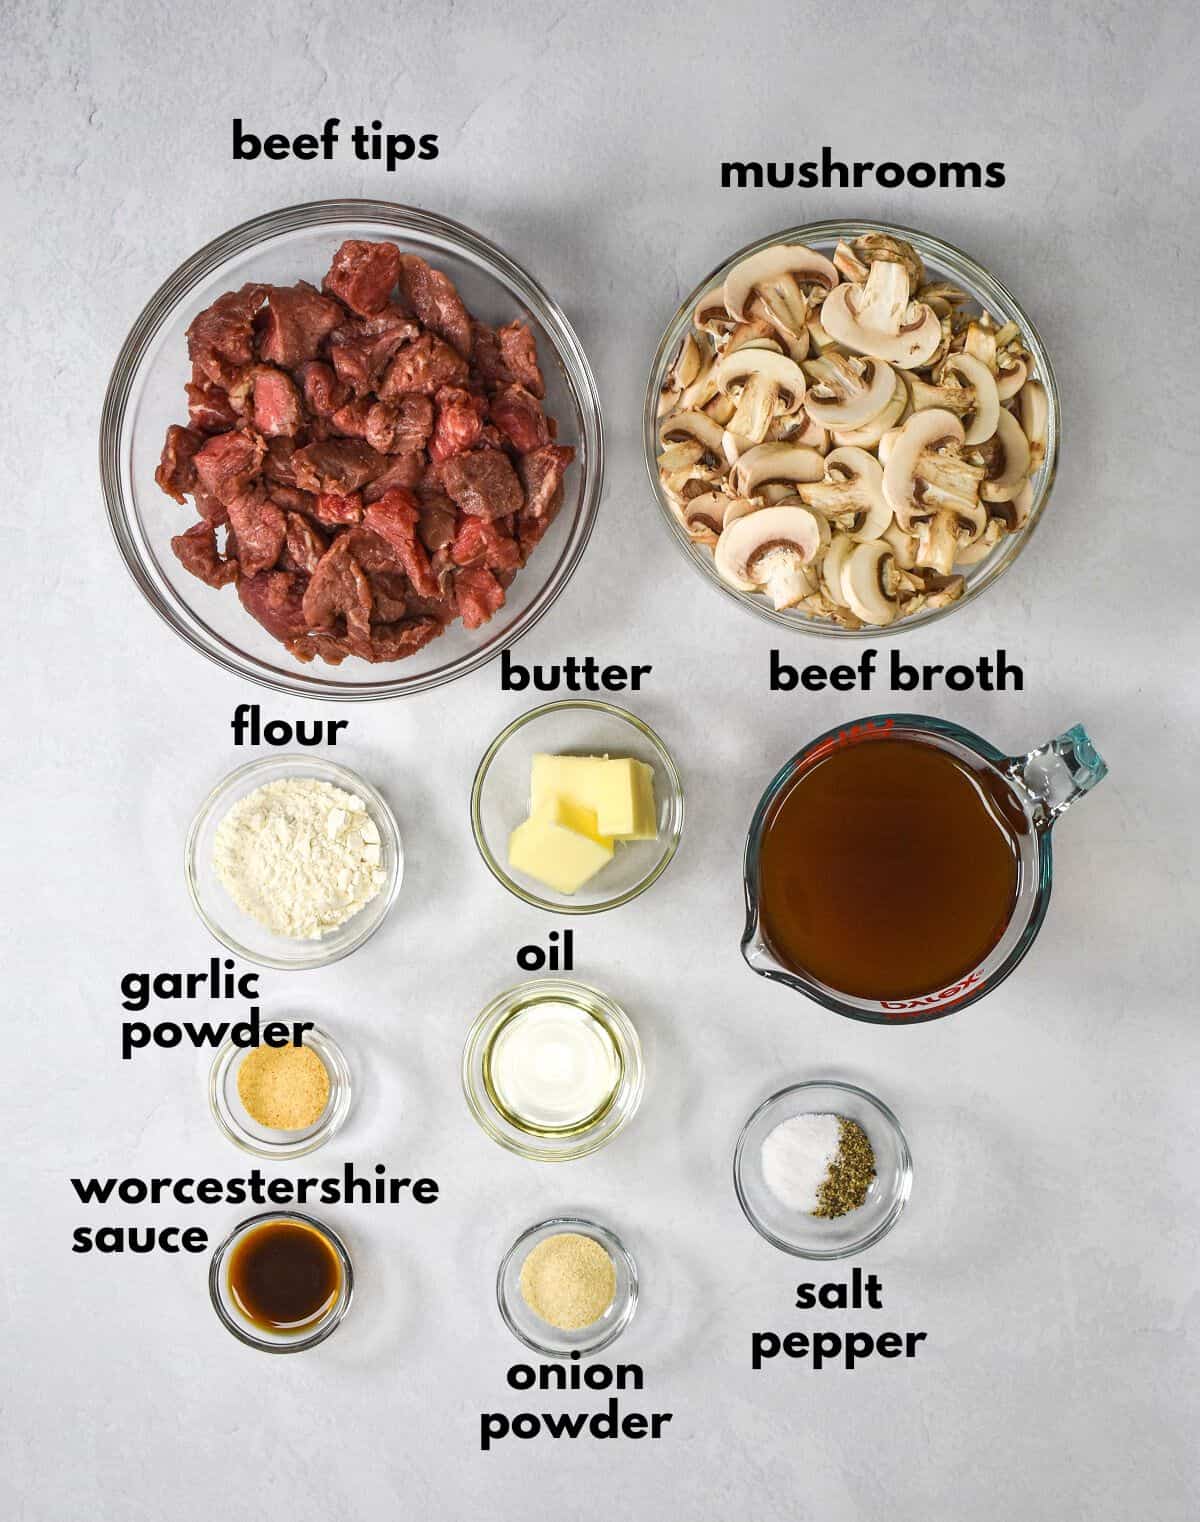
[758,738,1025,1001]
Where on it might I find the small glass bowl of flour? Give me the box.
[733,1081,912,1259]
[187,756,403,970]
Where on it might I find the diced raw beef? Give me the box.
[470,321,510,390]
[454,566,506,630]
[298,361,348,418]
[362,452,424,502]
[156,425,205,503]
[380,333,469,397]
[193,429,266,506]
[428,386,488,462]
[498,321,545,398]
[489,383,550,453]
[311,491,364,526]
[238,570,311,642]
[292,439,386,496]
[252,368,304,437]
[330,307,419,394]
[171,521,238,587]
[186,381,238,433]
[362,489,440,597]
[225,487,285,576]
[323,239,403,316]
[365,395,435,455]
[442,448,525,520]
[417,494,458,552]
[187,284,265,388]
[449,515,522,572]
[257,282,344,368]
[156,244,570,667]
[330,398,374,438]
[302,536,374,648]
[517,443,575,519]
[397,254,472,358]
[283,512,329,575]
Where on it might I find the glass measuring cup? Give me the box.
[742,715,1107,1024]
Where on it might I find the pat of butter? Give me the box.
[508,797,615,895]
[530,754,657,840]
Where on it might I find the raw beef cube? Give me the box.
[454,566,506,630]
[428,386,488,462]
[302,536,374,648]
[362,488,440,597]
[238,570,311,642]
[488,383,550,453]
[380,333,469,397]
[292,439,386,496]
[252,368,304,437]
[187,284,265,388]
[170,521,238,587]
[323,240,403,316]
[397,254,472,358]
[226,486,286,576]
[298,361,348,418]
[156,425,205,503]
[517,444,575,519]
[193,429,266,506]
[442,448,525,520]
[498,321,544,398]
[257,282,344,368]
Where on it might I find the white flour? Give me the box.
[213,777,387,939]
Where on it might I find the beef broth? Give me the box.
[758,737,1026,1002]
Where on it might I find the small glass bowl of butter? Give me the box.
[463,978,645,1161]
[471,700,684,913]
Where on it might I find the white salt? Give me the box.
[760,1112,840,1212]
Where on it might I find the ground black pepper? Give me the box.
[814,1117,876,1218]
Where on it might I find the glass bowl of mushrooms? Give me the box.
[643,221,1058,636]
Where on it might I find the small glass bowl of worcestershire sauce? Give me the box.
[209,1212,353,1352]
[743,714,1107,1024]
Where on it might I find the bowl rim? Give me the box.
[733,1079,913,1259]
[643,217,1060,639]
[470,699,685,914]
[184,752,404,971]
[208,1210,354,1353]
[100,197,605,699]
[496,1214,639,1358]
[461,977,645,1161]
[208,1023,354,1159]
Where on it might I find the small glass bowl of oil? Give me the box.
[462,979,645,1162]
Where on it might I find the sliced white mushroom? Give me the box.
[722,496,761,529]
[768,407,829,453]
[876,427,904,468]
[819,262,942,369]
[883,519,919,570]
[883,409,986,575]
[831,374,908,448]
[797,447,891,541]
[937,352,1001,445]
[714,505,824,610]
[711,346,806,450]
[723,244,839,340]
[803,353,896,430]
[1017,379,1048,472]
[954,517,1004,565]
[978,406,1031,502]
[986,479,1034,533]
[821,532,855,605]
[729,442,825,499]
[693,286,735,339]
[680,492,729,546]
[660,460,727,508]
[841,539,901,626]
[657,409,727,460]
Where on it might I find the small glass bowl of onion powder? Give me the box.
[734,1081,912,1259]
[497,1216,639,1358]
[462,979,644,1161]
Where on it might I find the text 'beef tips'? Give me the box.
[155,241,575,665]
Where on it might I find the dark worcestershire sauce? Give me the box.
[758,738,1025,1001]
[228,1221,341,1333]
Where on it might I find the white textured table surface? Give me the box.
[6,2,1199,1518]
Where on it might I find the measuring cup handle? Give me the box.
[1011,724,1108,825]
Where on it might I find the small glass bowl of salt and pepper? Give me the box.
[734,1080,912,1260]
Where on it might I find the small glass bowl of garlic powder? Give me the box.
[186,756,403,970]
[734,1081,912,1259]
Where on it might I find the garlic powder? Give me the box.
[213,777,387,939]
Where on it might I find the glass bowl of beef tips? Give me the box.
[101,201,603,698]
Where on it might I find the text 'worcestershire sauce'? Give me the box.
[758,738,1025,1001]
